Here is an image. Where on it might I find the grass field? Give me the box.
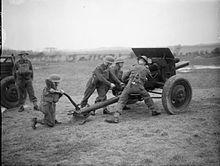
[2,56,220,166]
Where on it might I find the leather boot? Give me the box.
[31,118,37,129]
[152,111,161,116]
[33,101,39,111]
[105,112,120,123]
[122,105,130,110]
[103,108,114,115]
[55,120,62,124]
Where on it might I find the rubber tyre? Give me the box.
[162,75,192,114]
[0,76,20,108]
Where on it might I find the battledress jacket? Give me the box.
[93,64,122,86]
[110,66,123,82]
[39,87,62,126]
[13,59,33,80]
[122,64,151,86]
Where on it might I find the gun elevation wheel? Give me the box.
[162,75,192,114]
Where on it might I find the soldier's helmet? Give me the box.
[138,56,148,64]
[104,56,115,64]
[49,74,62,83]
[115,57,124,64]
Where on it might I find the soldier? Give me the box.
[105,56,161,123]
[80,56,124,115]
[110,57,124,82]
[13,52,38,112]
[31,74,64,129]
[110,57,130,110]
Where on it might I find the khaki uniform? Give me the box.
[110,65,124,96]
[80,63,122,108]
[37,84,62,127]
[13,58,37,105]
[116,64,158,114]
[110,65,123,82]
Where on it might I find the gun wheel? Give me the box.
[162,75,192,114]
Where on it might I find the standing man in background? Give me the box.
[13,52,38,112]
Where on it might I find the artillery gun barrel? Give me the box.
[80,96,119,115]
[175,61,189,70]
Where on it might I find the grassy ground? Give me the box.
[2,56,220,166]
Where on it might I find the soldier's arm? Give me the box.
[93,67,111,86]
[29,61,34,79]
[109,68,122,85]
[122,70,131,83]
[145,67,153,79]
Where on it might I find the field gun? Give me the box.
[66,48,192,117]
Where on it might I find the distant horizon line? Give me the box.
[2,41,220,51]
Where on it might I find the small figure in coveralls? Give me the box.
[31,74,64,129]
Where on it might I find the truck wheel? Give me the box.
[162,75,192,114]
[0,76,19,108]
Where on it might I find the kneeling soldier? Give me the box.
[31,74,64,129]
[80,56,124,115]
[105,56,161,123]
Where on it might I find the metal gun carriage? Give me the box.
[67,48,192,117]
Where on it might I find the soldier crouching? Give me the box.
[79,56,124,115]
[105,56,161,123]
[31,74,64,129]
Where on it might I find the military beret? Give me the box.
[48,74,62,83]
[104,56,114,64]
[115,57,124,64]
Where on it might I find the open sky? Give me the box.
[2,0,220,50]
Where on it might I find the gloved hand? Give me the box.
[59,89,65,94]
[120,82,125,87]
[49,88,56,93]
[110,83,116,89]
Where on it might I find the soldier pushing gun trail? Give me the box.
[105,56,161,123]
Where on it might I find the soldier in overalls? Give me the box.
[80,56,124,115]
[31,74,64,129]
[105,56,161,123]
[13,52,38,112]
